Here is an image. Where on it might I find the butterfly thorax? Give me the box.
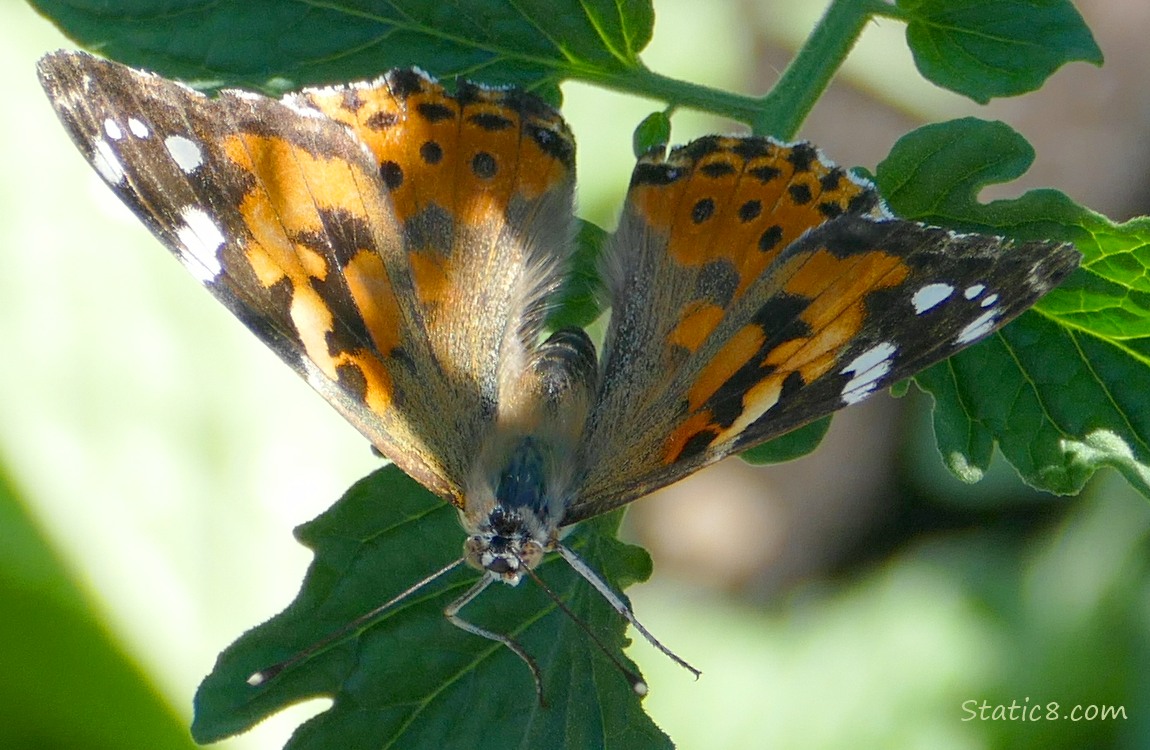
[462,438,553,584]
[462,329,599,584]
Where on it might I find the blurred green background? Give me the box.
[4,0,1148,748]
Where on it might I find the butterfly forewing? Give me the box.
[37,51,579,506]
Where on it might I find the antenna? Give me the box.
[247,545,699,704]
[522,564,649,696]
[558,544,701,680]
[247,557,464,686]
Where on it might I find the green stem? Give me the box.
[574,0,898,142]
[754,0,891,139]
[575,65,763,126]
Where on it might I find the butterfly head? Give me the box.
[463,506,547,584]
[462,435,565,584]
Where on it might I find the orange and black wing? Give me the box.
[38,51,578,506]
[565,136,1078,522]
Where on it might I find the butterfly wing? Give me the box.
[38,51,577,505]
[565,136,1078,523]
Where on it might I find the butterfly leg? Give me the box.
[445,572,545,705]
[557,544,701,680]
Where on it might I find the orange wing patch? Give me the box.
[218,129,399,415]
[662,242,911,464]
[630,136,880,295]
[293,70,576,349]
[628,136,886,368]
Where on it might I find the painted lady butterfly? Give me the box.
[38,50,1079,696]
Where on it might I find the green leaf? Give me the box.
[632,111,671,158]
[741,417,831,465]
[546,220,609,332]
[30,0,655,96]
[898,0,1103,103]
[193,466,670,749]
[877,118,1150,498]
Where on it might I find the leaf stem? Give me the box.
[753,0,891,139]
[576,65,763,125]
[574,0,897,141]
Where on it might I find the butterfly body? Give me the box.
[38,50,1078,669]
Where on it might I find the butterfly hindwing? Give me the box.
[565,136,1078,522]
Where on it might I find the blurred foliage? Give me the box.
[0,466,198,750]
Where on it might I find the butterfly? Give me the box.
[37,49,1079,696]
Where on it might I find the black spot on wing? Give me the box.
[340,87,364,113]
[313,207,374,267]
[678,428,719,462]
[816,216,896,257]
[386,69,426,99]
[779,370,804,402]
[759,224,784,252]
[527,124,574,169]
[314,275,374,358]
[748,165,781,183]
[365,111,398,130]
[502,88,555,121]
[265,277,297,336]
[218,275,304,356]
[700,161,737,178]
[818,201,844,218]
[420,140,443,164]
[416,101,454,123]
[680,136,722,161]
[787,143,817,172]
[788,183,813,205]
[697,292,812,430]
[379,160,403,190]
[335,361,369,402]
[692,198,715,223]
[820,169,844,191]
[738,199,763,222]
[706,358,776,429]
[631,162,683,187]
[471,151,497,178]
[847,190,880,214]
[732,139,772,160]
[751,291,811,341]
[468,112,515,131]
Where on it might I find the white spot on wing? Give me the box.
[282,96,325,119]
[91,138,125,184]
[1027,260,1048,289]
[175,207,225,282]
[127,117,149,138]
[980,293,999,308]
[840,342,897,405]
[103,118,123,140]
[165,135,204,173]
[955,308,1000,345]
[964,284,985,299]
[911,282,954,314]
